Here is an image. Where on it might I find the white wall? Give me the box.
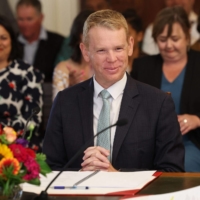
[8,0,80,37]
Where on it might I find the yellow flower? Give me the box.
[0,158,20,175]
[0,144,13,160]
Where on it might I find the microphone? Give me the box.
[33,118,128,200]
[22,107,41,138]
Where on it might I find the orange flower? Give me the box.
[3,127,17,143]
[0,158,20,175]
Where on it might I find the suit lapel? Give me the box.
[78,79,94,146]
[112,75,140,165]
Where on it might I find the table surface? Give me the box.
[22,173,200,200]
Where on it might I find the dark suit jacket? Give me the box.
[19,30,64,82]
[43,74,184,172]
[131,50,200,149]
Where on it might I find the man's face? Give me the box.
[17,5,43,42]
[173,0,194,14]
[80,26,133,89]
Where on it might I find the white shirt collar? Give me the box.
[93,73,127,100]
[18,26,48,44]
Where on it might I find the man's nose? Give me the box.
[106,51,117,62]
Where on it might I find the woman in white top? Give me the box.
[52,10,94,100]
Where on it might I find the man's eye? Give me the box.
[116,48,123,51]
[97,49,105,53]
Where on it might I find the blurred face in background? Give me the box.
[156,22,189,62]
[0,25,11,63]
[173,0,195,14]
[17,5,43,43]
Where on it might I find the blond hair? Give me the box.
[82,9,129,46]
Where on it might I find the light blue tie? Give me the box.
[97,89,111,160]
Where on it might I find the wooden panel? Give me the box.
[110,0,165,28]
[194,1,200,15]
[80,0,200,29]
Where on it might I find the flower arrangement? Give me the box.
[0,125,51,196]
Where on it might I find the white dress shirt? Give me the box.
[93,73,127,159]
[18,26,48,65]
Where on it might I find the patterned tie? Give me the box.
[97,89,111,160]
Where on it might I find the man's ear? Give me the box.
[128,36,134,56]
[80,42,90,62]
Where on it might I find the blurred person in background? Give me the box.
[16,0,64,83]
[122,9,145,73]
[52,10,94,100]
[131,6,200,172]
[16,0,65,138]
[142,0,199,55]
[0,16,44,152]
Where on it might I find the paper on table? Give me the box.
[126,185,200,200]
[21,170,157,195]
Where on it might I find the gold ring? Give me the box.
[183,119,187,123]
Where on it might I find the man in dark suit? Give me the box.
[16,0,64,82]
[43,9,184,172]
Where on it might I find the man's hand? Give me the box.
[81,146,118,172]
[178,114,200,135]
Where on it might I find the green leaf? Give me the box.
[37,160,52,176]
[36,153,46,161]
[0,135,9,144]
[28,178,40,185]
[35,153,51,176]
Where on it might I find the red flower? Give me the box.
[8,82,15,89]
[9,144,29,162]
[23,157,40,181]
[26,148,36,158]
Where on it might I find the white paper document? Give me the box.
[127,185,200,200]
[22,170,157,195]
